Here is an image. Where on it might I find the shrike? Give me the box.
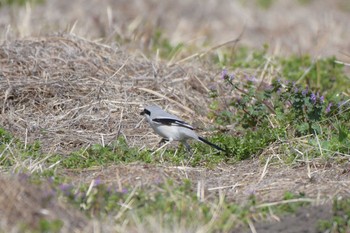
[140,105,224,152]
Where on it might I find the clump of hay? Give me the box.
[0,34,218,154]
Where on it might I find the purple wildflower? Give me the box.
[294,87,299,93]
[59,184,73,195]
[326,102,332,113]
[209,84,217,92]
[115,187,128,194]
[302,87,308,96]
[246,75,257,83]
[310,92,317,104]
[221,69,228,79]
[320,96,325,103]
[93,178,102,187]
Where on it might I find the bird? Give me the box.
[140,105,224,153]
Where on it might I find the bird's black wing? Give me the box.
[152,118,194,130]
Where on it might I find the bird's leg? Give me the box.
[151,140,171,155]
[183,141,193,155]
[151,138,169,150]
[159,138,169,146]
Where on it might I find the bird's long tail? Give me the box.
[198,137,225,152]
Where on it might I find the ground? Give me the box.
[0,0,350,232]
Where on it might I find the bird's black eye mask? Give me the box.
[140,109,151,116]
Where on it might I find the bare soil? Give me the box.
[242,204,333,233]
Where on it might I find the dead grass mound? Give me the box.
[0,34,218,154]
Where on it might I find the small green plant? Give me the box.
[213,45,269,69]
[208,128,281,161]
[219,70,334,135]
[38,219,63,233]
[0,128,49,169]
[152,30,184,60]
[208,60,350,160]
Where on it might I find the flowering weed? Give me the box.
[210,56,350,160]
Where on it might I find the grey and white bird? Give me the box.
[140,105,224,152]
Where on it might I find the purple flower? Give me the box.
[209,84,217,92]
[326,102,332,113]
[320,96,325,103]
[93,178,102,187]
[115,187,128,194]
[221,69,228,79]
[246,75,257,83]
[229,73,235,81]
[294,87,299,93]
[310,92,317,104]
[59,184,73,195]
[302,87,308,96]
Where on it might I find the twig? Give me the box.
[256,198,315,208]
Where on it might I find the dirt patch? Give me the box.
[0,175,90,232]
[61,158,350,204]
[241,204,333,233]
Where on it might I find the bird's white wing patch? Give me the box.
[152,118,194,130]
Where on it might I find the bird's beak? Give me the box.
[140,110,145,115]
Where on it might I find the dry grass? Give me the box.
[0,34,220,154]
[60,157,350,205]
